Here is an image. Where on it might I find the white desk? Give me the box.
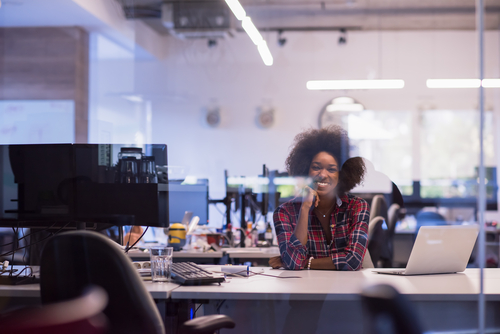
[4,267,500,334]
[127,249,224,263]
[171,267,500,334]
[225,247,280,259]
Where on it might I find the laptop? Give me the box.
[375,225,478,276]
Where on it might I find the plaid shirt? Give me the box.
[273,193,369,271]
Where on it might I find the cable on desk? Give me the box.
[13,266,32,278]
[124,226,149,253]
[194,304,203,317]
[249,271,301,279]
[9,226,17,277]
[0,222,69,259]
[211,269,301,279]
[216,300,226,314]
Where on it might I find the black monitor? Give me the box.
[0,144,169,229]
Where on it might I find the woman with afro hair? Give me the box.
[269,125,369,271]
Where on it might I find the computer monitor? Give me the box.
[0,143,169,229]
[168,179,209,225]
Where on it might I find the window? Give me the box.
[347,110,413,195]
[420,109,495,199]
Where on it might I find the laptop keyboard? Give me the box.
[171,262,225,285]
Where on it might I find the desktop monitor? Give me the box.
[168,179,209,225]
[0,143,169,229]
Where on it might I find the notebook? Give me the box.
[375,225,478,276]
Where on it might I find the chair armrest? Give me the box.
[180,314,235,334]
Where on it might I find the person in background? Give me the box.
[269,125,369,270]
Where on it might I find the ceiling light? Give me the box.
[242,17,263,45]
[224,1,273,66]
[481,79,500,88]
[121,95,144,103]
[306,80,405,90]
[326,103,364,112]
[225,0,246,21]
[257,41,273,66]
[426,79,481,88]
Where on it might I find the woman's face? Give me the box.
[308,151,339,197]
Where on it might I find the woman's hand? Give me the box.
[269,255,284,269]
[302,185,319,209]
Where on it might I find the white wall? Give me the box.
[90,30,500,227]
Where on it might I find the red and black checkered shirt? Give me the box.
[273,193,369,271]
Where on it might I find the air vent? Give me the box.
[162,2,234,39]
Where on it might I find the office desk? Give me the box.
[225,247,280,259]
[171,267,500,334]
[128,249,224,264]
[4,267,500,334]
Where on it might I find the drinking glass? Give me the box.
[150,246,173,282]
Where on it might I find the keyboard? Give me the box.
[170,262,225,285]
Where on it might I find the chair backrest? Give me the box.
[387,203,400,237]
[361,283,423,334]
[367,216,385,268]
[0,285,108,334]
[40,230,165,334]
[381,203,401,268]
[369,195,389,223]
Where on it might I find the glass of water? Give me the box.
[150,246,173,282]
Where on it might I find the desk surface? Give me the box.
[224,247,280,258]
[4,267,500,302]
[171,267,500,302]
[128,249,224,259]
[127,247,279,260]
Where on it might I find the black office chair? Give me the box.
[369,195,393,267]
[369,195,389,223]
[382,203,402,268]
[361,283,423,334]
[40,230,235,334]
[367,216,386,268]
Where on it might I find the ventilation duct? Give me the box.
[162,2,234,39]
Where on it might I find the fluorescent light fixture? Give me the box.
[257,41,273,66]
[482,79,500,88]
[326,103,364,112]
[273,177,312,186]
[121,94,144,103]
[242,17,263,45]
[227,176,269,186]
[306,80,405,90]
[225,0,246,20]
[426,79,481,88]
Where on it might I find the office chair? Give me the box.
[369,195,389,224]
[367,216,386,268]
[0,285,108,334]
[40,230,235,334]
[361,283,423,334]
[369,195,394,267]
[382,203,401,268]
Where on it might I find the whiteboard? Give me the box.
[0,100,75,144]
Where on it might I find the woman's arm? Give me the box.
[293,186,318,245]
[273,204,310,270]
[329,198,369,271]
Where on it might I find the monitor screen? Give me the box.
[168,179,209,225]
[0,143,169,228]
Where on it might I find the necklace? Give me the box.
[315,203,335,218]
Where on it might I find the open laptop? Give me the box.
[375,225,478,276]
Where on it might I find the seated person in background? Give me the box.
[269,125,369,270]
[124,226,144,246]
